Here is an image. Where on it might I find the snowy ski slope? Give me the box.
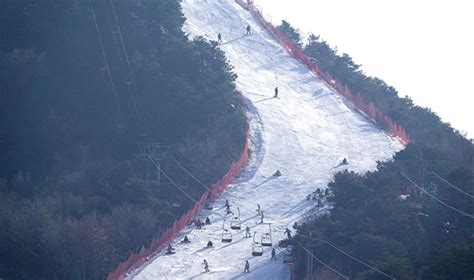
[131,0,404,279]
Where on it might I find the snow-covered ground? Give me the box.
[131,0,404,279]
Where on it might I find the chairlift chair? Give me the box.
[252,242,263,256]
[171,197,182,208]
[252,232,263,256]
[261,223,272,246]
[230,207,241,230]
[221,219,232,243]
[222,229,233,243]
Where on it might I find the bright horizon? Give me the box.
[253,0,474,139]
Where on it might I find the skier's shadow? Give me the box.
[329,162,349,170]
[255,96,275,103]
[255,176,275,188]
[221,34,246,45]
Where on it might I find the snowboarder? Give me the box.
[245,226,251,238]
[244,260,250,272]
[203,259,209,272]
[273,169,281,177]
[284,228,292,239]
[271,248,276,260]
[205,217,211,225]
[217,33,222,44]
[207,240,213,247]
[260,210,264,223]
[165,244,175,254]
[182,235,190,243]
[246,24,251,35]
[274,86,278,98]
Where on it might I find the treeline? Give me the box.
[276,22,474,279]
[0,0,246,279]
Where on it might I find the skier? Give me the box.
[273,169,281,177]
[271,248,276,260]
[205,216,211,225]
[203,259,209,272]
[207,240,213,247]
[182,235,190,243]
[217,33,222,44]
[341,158,348,165]
[245,226,251,238]
[284,228,292,239]
[244,260,250,272]
[256,204,261,215]
[246,24,251,35]
[260,210,264,223]
[274,86,278,98]
[292,221,299,229]
[226,205,233,215]
[195,218,202,229]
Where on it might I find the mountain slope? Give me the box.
[131,0,403,279]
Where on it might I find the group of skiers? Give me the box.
[167,197,296,273]
[217,24,251,44]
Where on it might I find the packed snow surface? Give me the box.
[131,0,404,279]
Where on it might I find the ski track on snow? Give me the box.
[131,0,404,279]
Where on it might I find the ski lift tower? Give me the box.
[137,142,170,187]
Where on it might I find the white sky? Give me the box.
[253,0,474,138]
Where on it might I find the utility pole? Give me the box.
[136,142,170,187]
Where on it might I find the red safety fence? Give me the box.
[107,131,249,280]
[235,0,410,144]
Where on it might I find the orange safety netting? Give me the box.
[107,126,249,280]
[235,0,410,144]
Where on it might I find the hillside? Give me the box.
[0,0,246,279]
[130,0,403,279]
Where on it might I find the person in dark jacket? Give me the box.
[244,260,250,272]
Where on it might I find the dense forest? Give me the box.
[277,22,474,279]
[0,0,247,279]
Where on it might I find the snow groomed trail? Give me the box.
[131,0,404,279]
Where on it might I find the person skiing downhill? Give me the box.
[273,169,281,177]
[205,217,211,225]
[256,204,261,215]
[271,248,276,260]
[246,24,251,35]
[203,259,209,272]
[245,226,251,238]
[244,260,250,272]
[274,87,278,98]
[207,240,213,247]
[284,228,292,239]
[217,33,222,44]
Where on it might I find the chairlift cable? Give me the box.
[399,171,474,219]
[300,235,396,280]
[431,171,474,199]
